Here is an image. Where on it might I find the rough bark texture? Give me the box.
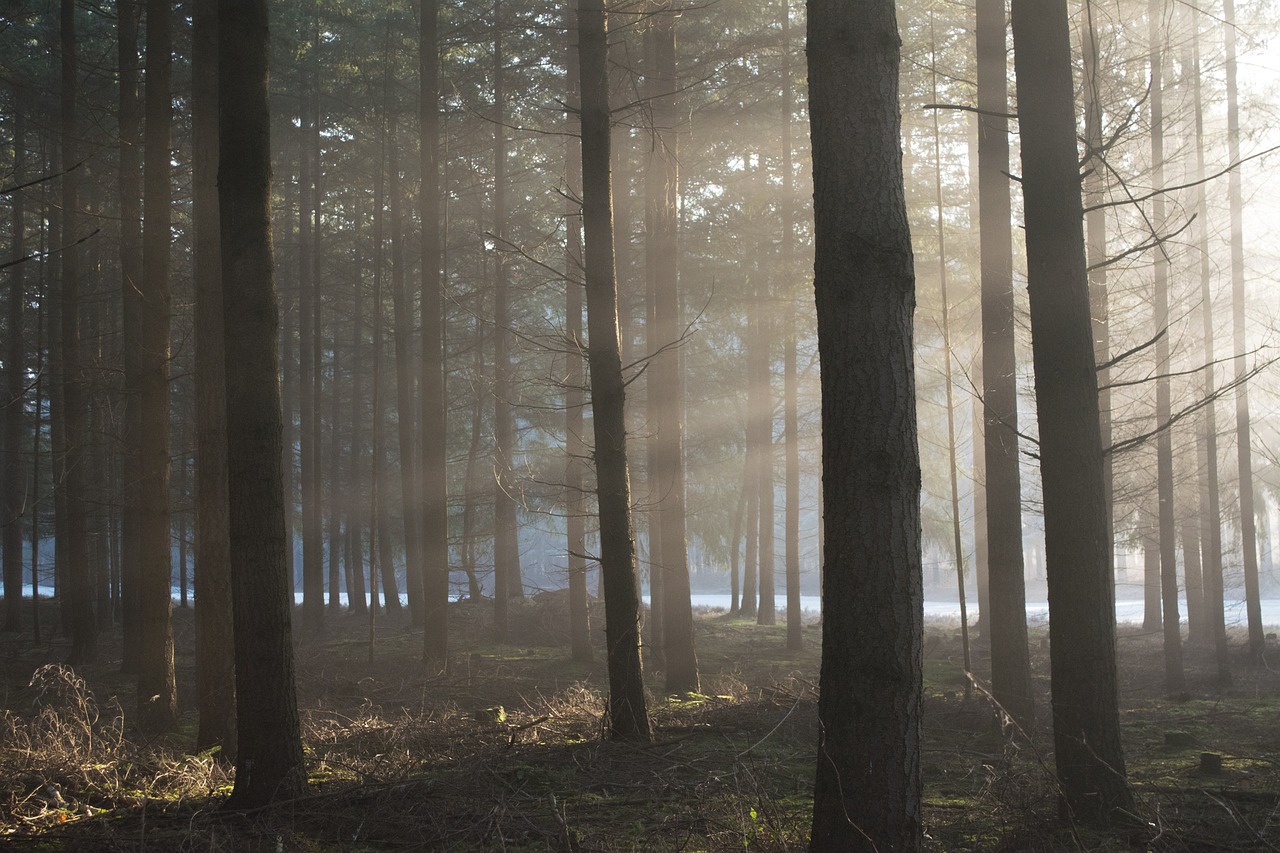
[1010,0,1134,822]
[577,0,651,742]
[61,0,96,664]
[806,2,922,849]
[218,0,306,807]
[192,0,236,755]
[420,0,449,670]
[976,0,1032,729]
[138,0,178,733]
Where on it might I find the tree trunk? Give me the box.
[1010,0,1134,821]
[577,0,651,742]
[117,0,142,674]
[1190,20,1229,680]
[218,0,306,806]
[976,0,1032,728]
[1149,0,1184,692]
[493,13,523,631]
[4,92,25,631]
[371,123,401,615]
[564,11,592,663]
[780,0,801,653]
[138,0,178,732]
[807,2,922,848]
[347,214,368,617]
[1223,0,1264,664]
[298,57,324,635]
[61,0,95,663]
[192,0,236,757]
[389,137,423,626]
[420,0,449,669]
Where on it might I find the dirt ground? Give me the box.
[0,594,1277,851]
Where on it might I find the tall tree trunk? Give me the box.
[31,285,44,644]
[1010,0,1133,821]
[780,0,801,653]
[61,0,95,663]
[1223,0,1264,664]
[564,10,592,663]
[1149,0,1184,692]
[117,0,142,674]
[742,453,758,618]
[753,214,776,626]
[372,129,401,615]
[192,0,235,757]
[347,215,368,617]
[420,0,449,669]
[389,137,423,625]
[218,0,306,806]
[1191,20,1229,680]
[138,0,178,732]
[807,1,922,847]
[930,23,971,697]
[298,58,324,634]
[645,3,698,691]
[327,335,343,612]
[975,0,1032,728]
[577,0,651,742]
[4,93,25,631]
[492,13,523,629]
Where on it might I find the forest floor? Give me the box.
[0,594,1278,851]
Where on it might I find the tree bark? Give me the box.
[4,91,25,631]
[976,0,1032,728]
[137,0,178,733]
[192,0,236,756]
[807,2,922,848]
[1010,0,1134,821]
[577,0,651,742]
[218,0,306,806]
[780,0,801,653]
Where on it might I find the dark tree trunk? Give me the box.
[192,0,235,757]
[645,3,698,692]
[4,94,25,631]
[1224,0,1264,664]
[976,0,1032,728]
[389,138,423,626]
[564,10,592,663]
[577,0,651,742]
[61,0,95,663]
[347,214,368,617]
[1190,20,1229,680]
[137,0,178,733]
[1149,0,1184,692]
[780,0,801,653]
[807,2,922,848]
[298,58,324,634]
[371,130,401,616]
[117,0,142,674]
[492,14,523,629]
[218,0,306,807]
[1010,0,1134,822]
[420,0,449,669]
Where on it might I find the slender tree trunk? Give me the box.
[31,289,43,644]
[137,0,178,732]
[4,96,25,631]
[1149,0,1184,693]
[389,138,423,625]
[372,130,401,615]
[564,12,592,663]
[192,0,235,756]
[298,59,324,634]
[930,23,971,697]
[780,0,801,652]
[218,0,306,807]
[753,211,776,626]
[1010,0,1134,821]
[729,478,744,615]
[117,0,142,673]
[577,0,651,741]
[327,337,343,612]
[492,13,523,628]
[347,215,368,617]
[1191,20,1229,679]
[807,1,922,846]
[1223,0,1264,664]
[1182,523,1204,640]
[1142,511,1162,630]
[420,0,449,669]
[976,0,1032,728]
[61,0,95,663]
